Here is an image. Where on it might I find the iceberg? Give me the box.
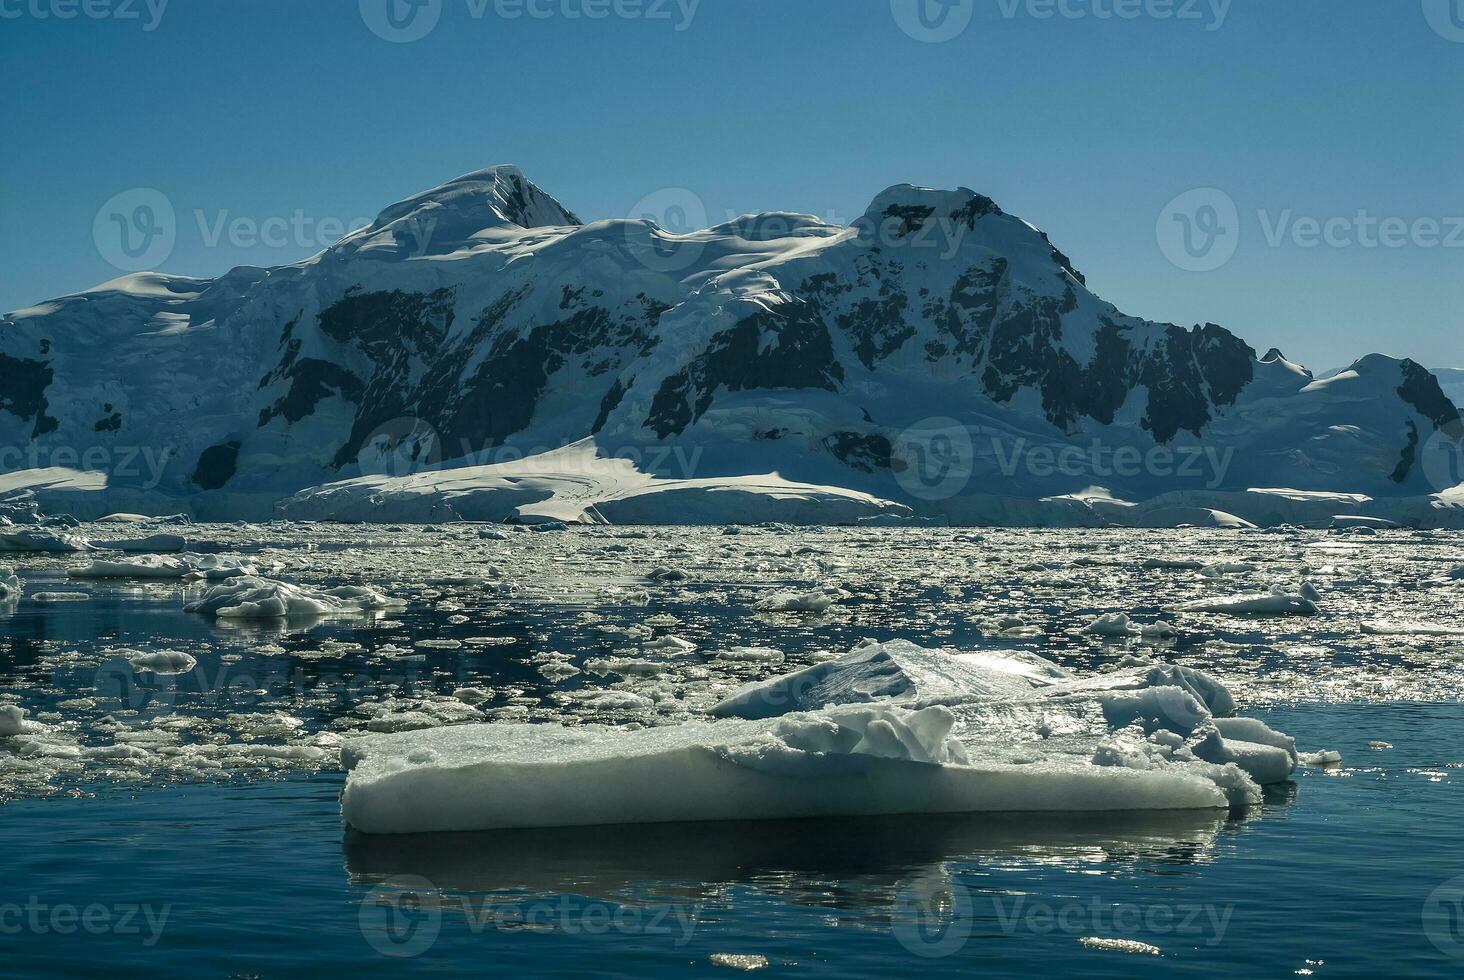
[0,565,19,598]
[340,640,1294,835]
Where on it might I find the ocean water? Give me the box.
[3,524,1463,976]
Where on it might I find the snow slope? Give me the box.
[2,166,1459,524]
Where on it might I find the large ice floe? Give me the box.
[184,576,404,619]
[340,639,1294,834]
[0,526,87,552]
[70,553,257,580]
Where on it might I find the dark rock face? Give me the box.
[824,432,893,472]
[807,242,1254,443]
[192,440,242,490]
[1139,324,1255,442]
[1397,359,1461,429]
[1392,420,1420,483]
[256,286,672,466]
[646,302,844,438]
[417,291,665,457]
[0,353,56,438]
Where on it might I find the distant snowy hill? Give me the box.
[1435,368,1464,411]
[2,166,1461,526]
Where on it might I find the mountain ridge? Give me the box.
[1,166,1460,525]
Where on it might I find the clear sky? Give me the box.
[3,0,1461,369]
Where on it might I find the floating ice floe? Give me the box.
[0,705,44,737]
[70,553,257,580]
[0,566,19,598]
[126,649,198,674]
[1171,586,1318,616]
[1361,620,1464,637]
[1142,558,1205,570]
[753,589,838,613]
[0,527,87,552]
[96,533,188,552]
[340,639,1297,834]
[1199,562,1258,578]
[184,576,404,619]
[1085,614,1178,639]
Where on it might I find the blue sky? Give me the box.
[3,0,1461,369]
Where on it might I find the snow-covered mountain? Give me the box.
[2,166,1460,526]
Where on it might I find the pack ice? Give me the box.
[340,640,1294,834]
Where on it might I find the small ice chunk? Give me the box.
[1079,937,1160,956]
[1361,620,1464,637]
[709,954,769,971]
[716,647,786,665]
[538,661,583,680]
[1199,562,1257,577]
[1299,749,1342,766]
[754,590,835,614]
[1086,613,1140,637]
[126,649,198,674]
[0,704,38,736]
[0,565,19,598]
[644,635,697,654]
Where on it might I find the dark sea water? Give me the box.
[3,525,1463,976]
[4,703,1463,977]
